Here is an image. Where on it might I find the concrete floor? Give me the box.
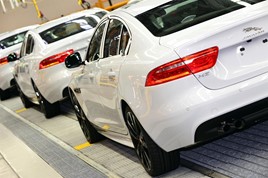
[0,96,208,178]
[2,95,268,178]
[0,123,63,178]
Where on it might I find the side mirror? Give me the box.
[65,52,83,69]
[7,53,18,62]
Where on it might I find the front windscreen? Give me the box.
[40,16,98,44]
[136,0,265,37]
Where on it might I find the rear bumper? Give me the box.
[0,65,14,91]
[136,71,268,152]
[0,79,16,92]
[34,64,79,104]
[195,96,268,143]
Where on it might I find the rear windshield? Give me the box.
[40,16,99,44]
[0,31,27,50]
[136,0,265,37]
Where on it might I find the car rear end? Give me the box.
[0,26,37,99]
[0,47,18,92]
[34,36,89,104]
[132,0,268,152]
[33,9,107,104]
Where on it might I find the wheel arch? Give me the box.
[62,86,70,98]
[30,78,36,88]
[120,99,134,124]
[10,78,16,87]
[120,99,180,176]
[67,86,76,104]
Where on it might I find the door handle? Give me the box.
[74,88,81,93]
[108,71,116,80]
[88,72,94,79]
[25,64,29,74]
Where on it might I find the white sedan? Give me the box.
[65,0,268,176]
[14,8,107,118]
[0,25,38,100]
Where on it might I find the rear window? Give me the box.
[0,31,27,50]
[40,16,98,44]
[136,0,265,37]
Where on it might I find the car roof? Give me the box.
[0,24,39,40]
[0,32,8,39]
[34,8,106,33]
[119,0,171,16]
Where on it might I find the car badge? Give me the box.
[242,27,264,40]
[243,27,262,33]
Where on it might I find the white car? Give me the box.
[65,0,268,176]
[13,8,107,118]
[0,25,38,100]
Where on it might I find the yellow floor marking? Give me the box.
[15,108,27,113]
[102,124,110,131]
[74,142,91,150]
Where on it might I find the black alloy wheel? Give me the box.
[0,89,10,101]
[126,110,152,171]
[16,84,33,108]
[32,83,60,118]
[125,106,180,176]
[70,90,103,143]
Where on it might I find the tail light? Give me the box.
[0,57,8,66]
[145,46,219,86]
[39,49,74,70]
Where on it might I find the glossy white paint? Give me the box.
[14,8,107,104]
[69,0,268,152]
[0,25,38,92]
[160,3,268,90]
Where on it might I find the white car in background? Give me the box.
[65,0,268,176]
[14,8,107,118]
[0,25,38,100]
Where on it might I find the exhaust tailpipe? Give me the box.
[233,119,245,130]
[227,119,245,130]
[218,119,246,133]
[218,121,231,133]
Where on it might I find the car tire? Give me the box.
[16,84,33,108]
[0,89,10,101]
[33,83,60,119]
[70,90,104,143]
[124,106,180,176]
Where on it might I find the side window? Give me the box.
[87,22,106,62]
[25,35,34,55]
[119,26,130,55]
[103,19,122,58]
[19,38,27,57]
[103,19,131,58]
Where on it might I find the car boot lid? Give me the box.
[160,2,268,90]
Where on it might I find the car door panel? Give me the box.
[79,62,104,124]
[97,55,128,134]
[93,18,131,135]
[16,34,36,98]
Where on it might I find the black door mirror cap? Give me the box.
[7,53,18,62]
[65,52,84,69]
